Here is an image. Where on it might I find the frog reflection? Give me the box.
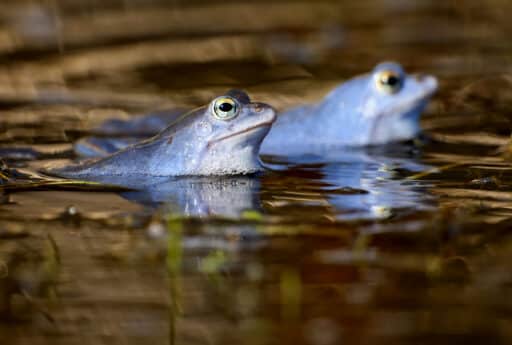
[263,148,435,221]
[121,176,260,219]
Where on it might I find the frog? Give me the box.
[72,62,437,159]
[259,62,438,156]
[75,108,186,157]
[44,90,276,185]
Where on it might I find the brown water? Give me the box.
[1,0,512,344]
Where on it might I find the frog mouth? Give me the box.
[369,93,433,142]
[207,121,273,147]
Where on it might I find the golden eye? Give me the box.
[375,70,403,94]
[212,96,239,120]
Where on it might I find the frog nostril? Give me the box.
[415,74,427,82]
[253,104,263,113]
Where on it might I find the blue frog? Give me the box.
[73,62,437,160]
[260,62,437,156]
[45,90,276,185]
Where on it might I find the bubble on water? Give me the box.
[147,222,166,239]
[66,205,78,216]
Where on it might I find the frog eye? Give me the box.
[211,96,240,120]
[375,70,403,94]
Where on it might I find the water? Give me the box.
[1,0,512,344]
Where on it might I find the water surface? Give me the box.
[1,1,512,344]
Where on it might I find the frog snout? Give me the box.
[414,74,438,93]
[250,103,277,122]
[414,73,437,83]
[415,74,430,82]
[251,102,270,113]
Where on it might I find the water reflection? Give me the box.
[2,0,512,344]
[121,176,261,218]
[263,147,435,220]
[115,146,435,221]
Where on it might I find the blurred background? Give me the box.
[0,0,510,111]
[1,1,512,345]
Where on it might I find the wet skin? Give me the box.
[260,62,438,156]
[74,62,437,159]
[45,90,276,185]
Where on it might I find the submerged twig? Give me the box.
[0,179,131,192]
[406,162,465,180]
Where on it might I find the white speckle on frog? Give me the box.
[195,121,212,137]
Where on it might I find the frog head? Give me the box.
[321,62,438,146]
[170,90,277,175]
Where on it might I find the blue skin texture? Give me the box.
[74,62,437,159]
[259,62,437,156]
[45,90,276,185]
